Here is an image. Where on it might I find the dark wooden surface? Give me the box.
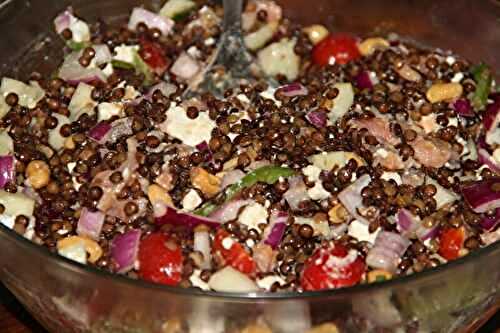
[0,283,498,332]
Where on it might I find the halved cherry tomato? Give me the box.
[212,229,256,275]
[139,40,169,75]
[312,34,360,66]
[301,242,365,291]
[138,232,183,286]
[439,227,465,260]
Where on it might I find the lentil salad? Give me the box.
[0,0,499,295]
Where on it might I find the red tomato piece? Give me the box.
[138,232,183,286]
[301,242,365,291]
[212,229,256,275]
[439,227,465,260]
[139,41,169,75]
[312,34,361,66]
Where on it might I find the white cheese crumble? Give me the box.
[102,63,114,77]
[348,220,379,244]
[448,117,458,127]
[189,269,210,290]
[0,214,15,229]
[451,72,464,83]
[238,202,268,231]
[308,183,331,201]
[381,171,402,185]
[221,237,234,250]
[302,165,322,181]
[419,114,440,134]
[445,56,456,65]
[162,105,216,147]
[236,93,250,104]
[375,148,389,159]
[69,19,90,43]
[257,275,286,290]
[58,242,87,264]
[182,189,202,211]
[494,148,500,164]
[97,102,123,121]
[113,45,139,64]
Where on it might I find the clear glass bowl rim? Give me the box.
[1,222,499,300]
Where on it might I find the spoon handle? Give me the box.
[222,0,243,34]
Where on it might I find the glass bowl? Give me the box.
[0,1,499,332]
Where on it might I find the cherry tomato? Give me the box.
[138,232,183,286]
[139,40,169,75]
[439,227,465,260]
[312,34,360,66]
[212,229,256,275]
[301,242,365,291]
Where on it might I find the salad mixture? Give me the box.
[0,0,499,294]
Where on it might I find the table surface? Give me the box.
[0,284,498,333]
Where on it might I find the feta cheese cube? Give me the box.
[238,202,269,230]
[182,189,202,211]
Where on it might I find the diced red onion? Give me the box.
[279,83,308,97]
[483,100,500,131]
[0,156,15,189]
[366,231,410,273]
[194,227,211,269]
[305,110,327,128]
[453,98,474,117]
[59,52,106,84]
[478,148,500,174]
[354,71,373,90]
[208,199,252,223]
[156,206,221,229]
[76,208,105,241]
[221,169,245,189]
[415,223,438,241]
[88,122,112,144]
[128,7,174,36]
[196,141,209,152]
[462,179,500,213]
[106,118,134,144]
[111,229,141,273]
[396,209,416,233]
[54,9,73,34]
[283,176,310,210]
[170,53,200,80]
[338,174,371,224]
[397,208,438,241]
[480,209,500,231]
[262,211,288,249]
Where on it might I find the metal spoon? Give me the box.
[185,0,254,98]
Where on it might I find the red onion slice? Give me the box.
[480,209,500,231]
[76,208,105,241]
[478,148,500,174]
[453,98,474,117]
[0,155,15,189]
[396,208,417,233]
[88,122,112,144]
[354,71,373,90]
[366,231,410,273]
[338,174,371,224]
[262,211,288,249]
[305,110,327,128]
[462,178,500,213]
[279,83,308,97]
[128,7,174,36]
[111,229,142,273]
[208,199,252,223]
[156,206,221,229]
